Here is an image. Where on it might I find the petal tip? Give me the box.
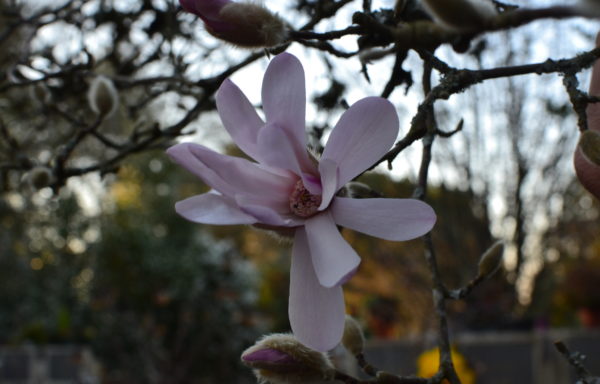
[272,52,301,66]
[165,142,189,159]
[320,257,361,288]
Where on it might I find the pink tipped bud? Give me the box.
[574,130,600,200]
[421,0,496,31]
[180,0,229,16]
[180,0,287,48]
[241,333,334,383]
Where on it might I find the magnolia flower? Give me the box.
[179,0,286,48]
[167,53,436,351]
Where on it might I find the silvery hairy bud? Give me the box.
[574,130,600,200]
[180,0,287,48]
[241,333,335,384]
[395,0,431,22]
[87,75,119,118]
[578,0,600,17]
[477,241,504,279]
[421,0,497,31]
[341,315,365,355]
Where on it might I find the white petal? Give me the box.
[216,79,264,161]
[304,212,361,288]
[175,193,257,225]
[322,97,399,189]
[331,197,436,241]
[289,228,345,352]
[262,53,306,151]
[318,158,338,210]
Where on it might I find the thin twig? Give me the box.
[554,341,600,384]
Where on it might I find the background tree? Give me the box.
[1,0,600,383]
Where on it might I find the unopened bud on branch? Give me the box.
[421,0,496,31]
[180,0,287,48]
[342,315,365,355]
[477,241,504,279]
[574,130,600,200]
[578,0,600,17]
[87,76,119,118]
[241,333,334,383]
[25,166,54,190]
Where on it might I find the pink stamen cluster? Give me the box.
[289,180,322,218]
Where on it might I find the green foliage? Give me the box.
[89,156,260,383]
[0,154,260,383]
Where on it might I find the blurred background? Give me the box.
[0,0,599,382]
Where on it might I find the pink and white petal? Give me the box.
[304,212,361,288]
[175,193,257,225]
[235,194,304,227]
[257,123,318,192]
[331,197,436,241]
[289,228,345,352]
[322,97,399,188]
[216,79,264,160]
[262,53,307,151]
[318,158,338,210]
[257,123,304,175]
[302,173,323,196]
[166,143,293,203]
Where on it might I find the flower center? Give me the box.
[289,179,321,218]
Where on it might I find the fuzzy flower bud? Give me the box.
[421,0,496,31]
[25,166,54,190]
[341,315,365,355]
[241,333,335,383]
[477,241,504,279]
[578,0,600,17]
[180,0,287,48]
[574,130,600,200]
[87,76,119,118]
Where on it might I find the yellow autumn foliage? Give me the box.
[416,347,476,384]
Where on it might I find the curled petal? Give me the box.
[166,143,294,211]
[258,123,318,193]
[331,197,436,241]
[235,194,303,227]
[289,228,345,352]
[262,53,307,157]
[216,79,264,160]
[175,192,257,225]
[304,212,361,288]
[322,97,399,189]
[318,158,338,210]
